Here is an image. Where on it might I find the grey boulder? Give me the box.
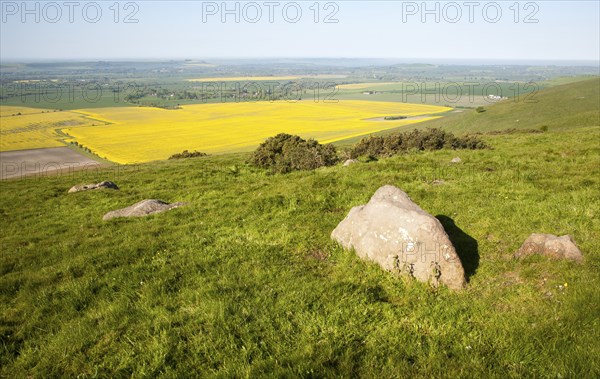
[69,181,119,193]
[103,199,187,221]
[343,159,359,167]
[514,233,583,262]
[331,185,466,290]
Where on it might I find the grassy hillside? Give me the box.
[418,78,600,134]
[1,80,599,377]
[334,78,599,148]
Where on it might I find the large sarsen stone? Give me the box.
[514,233,583,262]
[103,199,187,221]
[69,181,119,193]
[331,185,466,290]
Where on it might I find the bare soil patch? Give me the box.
[0,147,104,180]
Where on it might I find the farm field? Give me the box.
[188,76,303,82]
[333,80,544,107]
[0,106,99,151]
[337,82,400,90]
[63,101,450,164]
[0,105,56,117]
[187,74,347,82]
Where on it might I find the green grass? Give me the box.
[542,75,598,87]
[416,78,600,134]
[332,77,600,148]
[1,80,599,378]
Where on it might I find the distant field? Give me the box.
[0,106,98,151]
[0,106,55,117]
[62,101,450,163]
[333,80,568,107]
[187,75,346,82]
[337,82,399,90]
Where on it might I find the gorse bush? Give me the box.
[350,128,487,159]
[249,133,338,173]
[349,135,386,158]
[168,150,208,159]
[251,129,486,172]
[456,134,489,150]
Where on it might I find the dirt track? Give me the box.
[0,147,104,180]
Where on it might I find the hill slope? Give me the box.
[1,79,599,377]
[334,77,599,147]
[422,77,600,133]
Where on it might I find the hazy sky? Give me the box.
[1,0,599,62]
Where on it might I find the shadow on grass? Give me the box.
[436,215,479,281]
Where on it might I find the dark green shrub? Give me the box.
[476,106,486,113]
[350,136,386,158]
[168,150,208,159]
[411,128,456,150]
[455,135,489,150]
[382,134,403,156]
[249,133,338,173]
[350,128,487,159]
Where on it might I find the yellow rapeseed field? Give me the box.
[0,106,97,151]
[63,100,450,163]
